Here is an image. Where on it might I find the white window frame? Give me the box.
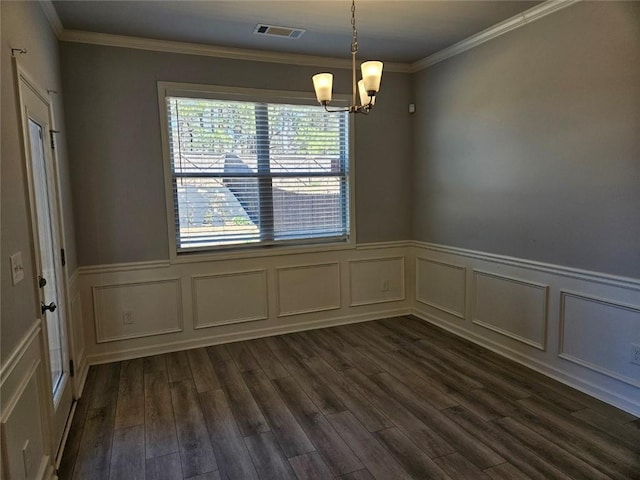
[157,81,356,261]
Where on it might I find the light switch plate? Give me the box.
[10,252,25,285]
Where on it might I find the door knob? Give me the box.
[39,276,47,288]
[41,302,57,314]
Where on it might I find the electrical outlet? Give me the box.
[10,252,25,285]
[122,310,134,325]
[631,344,640,366]
[381,279,390,292]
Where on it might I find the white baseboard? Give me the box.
[86,307,411,365]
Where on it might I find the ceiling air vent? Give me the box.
[254,24,306,39]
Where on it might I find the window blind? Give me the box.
[166,96,350,251]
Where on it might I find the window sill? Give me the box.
[170,239,356,265]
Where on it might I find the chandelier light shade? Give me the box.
[312,73,334,103]
[312,0,383,114]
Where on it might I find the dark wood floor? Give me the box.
[58,316,640,480]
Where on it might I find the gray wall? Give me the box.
[1,1,77,362]
[412,1,640,278]
[60,44,413,266]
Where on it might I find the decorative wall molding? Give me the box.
[415,257,466,319]
[410,0,581,71]
[0,319,41,385]
[192,269,269,329]
[276,262,342,317]
[472,270,548,350]
[559,291,640,388]
[349,256,405,307]
[0,322,53,480]
[412,241,640,291]
[92,278,183,343]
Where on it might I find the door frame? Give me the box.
[14,59,78,464]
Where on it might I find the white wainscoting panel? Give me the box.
[276,263,341,317]
[93,279,183,343]
[349,257,405,306]
[415,257,466,319]
[0,322,53,480]
[559,291,640,388]
[192,269,268,329]
[472,270,548,350]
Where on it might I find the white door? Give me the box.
[17,64,73,458]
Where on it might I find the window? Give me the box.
[160,84,351,253]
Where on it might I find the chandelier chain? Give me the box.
[351,0,358,54]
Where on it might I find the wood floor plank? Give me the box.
[144,371,178,459]
[400,342,483,391]
[244,338,290,379]
[227,341,261,372]
[434,452,491,480]
[314,328,383,375]
[272,376,364,476]
[369,371,504,469]
[145,452,182,480]
[109,424,145,480]
[167,351,193,383]
[413,338,531,400]
[288,451,335,480]
[443,405,573,480]
[512,402,638,479]
[572,407,640,453]
[517,396,640,467]
[208,355,270,436]
[342,323,399,352]
[338,470,374,480]
[448,387,517,422]
[484,463,532,480]
[266,336,346,415]
[115,358,144,429]
[187,348,221,392]
[206,344,232,364]
[343,367,456,458]
[281,333,316,360]
[89,362,121,410]
[241,369,315,458]
[143,354,167,375]
[327,411,413,480]
[72,405,115,480]
[493,416,611,480]
[58,365,97,479]
[244,431,297,480]
[302,355,393,432]
[356,344,457,410]
[170,379,217,477]
[186,472,222,480]
[374,427,452,480]
[199,389,259,480]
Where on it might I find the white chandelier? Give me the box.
[312,0,383,114]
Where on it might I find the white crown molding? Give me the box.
[38,0,64,39]
[410,0,581,72]
[40,0,577,74]
[59,29,412,73]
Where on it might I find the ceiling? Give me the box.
[52,1,542,64]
